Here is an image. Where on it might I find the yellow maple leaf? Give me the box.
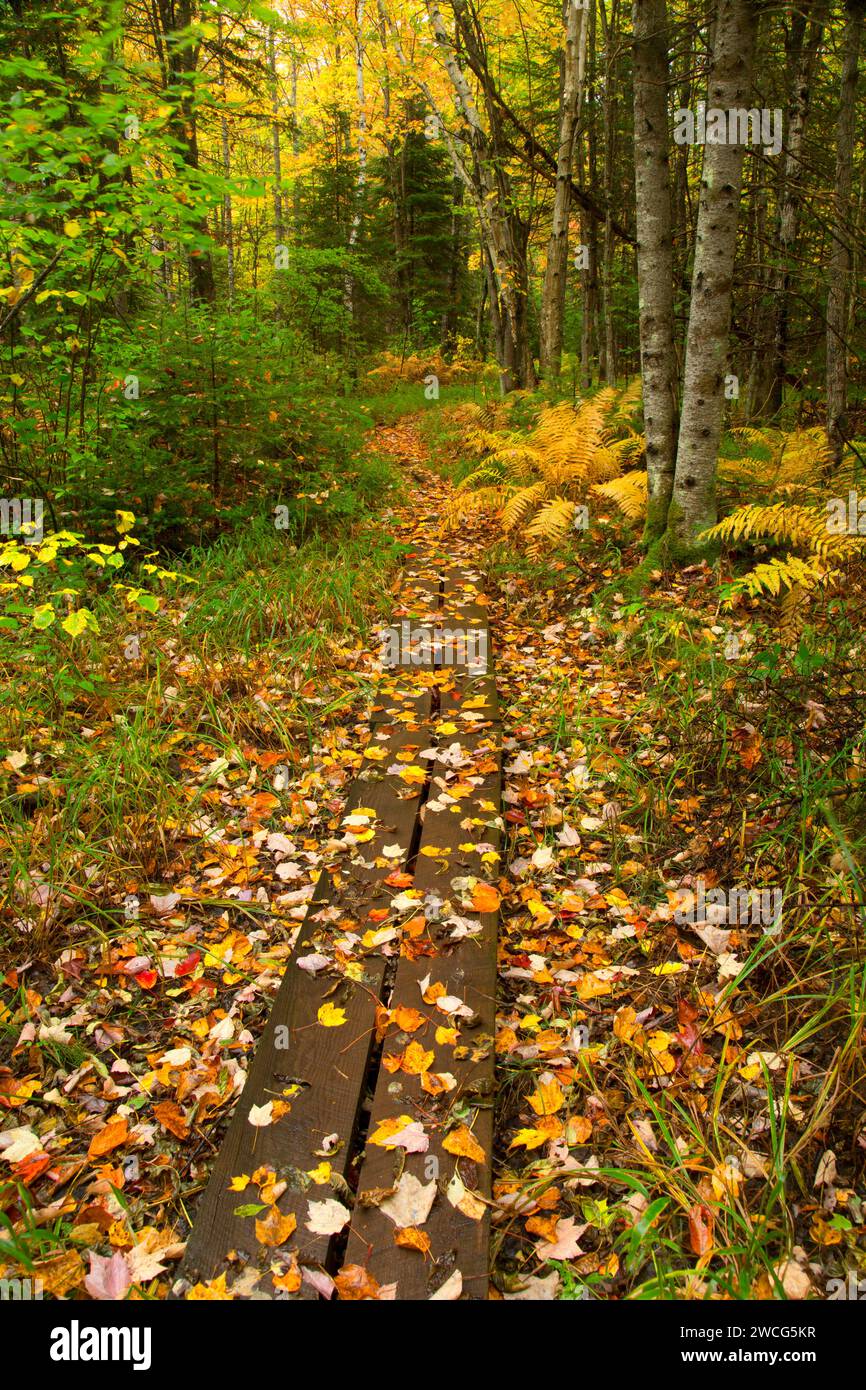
[509,1127,551,1151]
[527,1077,564,1116]
[402,1041,434,1075]
[317,1002,347,1027]
[255,1206,297,1248]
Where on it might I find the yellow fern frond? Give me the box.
[526,497,577,558]
[441,485,510,532]
[502,480,549,533]
[593,470,648,521]
[721,554,831,607]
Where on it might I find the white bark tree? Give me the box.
[666,0,758,552]
[631,0,677,540]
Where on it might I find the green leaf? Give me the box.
[61,608,97,638]
[31,603,56,630]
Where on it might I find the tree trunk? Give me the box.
[419,1,536,389]
[632,0,677,541]
[599,0,619,385]
[826,0,864,465]
[441,177,464,354]
[344,0,368,328]
[156,0,215,304]
[743,5,824,417]
[268,27,284,244]
[217,13,234,303]
[665,0,758,554]
[539,0,588,379]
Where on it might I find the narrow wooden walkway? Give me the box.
[174,550,500,1299]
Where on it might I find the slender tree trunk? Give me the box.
[156,0,215,304]
[826,0,864,464]
[632,0,677,541]
[217,13,234,303]
[441,177,464,354]
[745,5,824,417]
[344,0,368,328]
[581,0,600,387]
[666,0,758,553]
[268,27,284,244]
[599,0,619,384]
[539,0,588,379]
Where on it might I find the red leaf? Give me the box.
[175,951,201,977]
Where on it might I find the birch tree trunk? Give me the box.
[539,0,588,379]
[665,0,758,553]
[745,4,824,417]
[826,0,864,465]
[631,0,677,540]
[386,0,535,389]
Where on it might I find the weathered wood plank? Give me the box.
[343,724,502,1299]
[175,722,431,1298]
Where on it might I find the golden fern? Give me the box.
[778,582,811,644]
[594,469,648,521]
[702,501,863,564]
[720,554,832,604]
[444,383,640,551]
[502,480,548,533]
[608,377,642,428]
[526,498,578,558]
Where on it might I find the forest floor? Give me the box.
[2,418,865,1301]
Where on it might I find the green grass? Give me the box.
[0,457,405,963]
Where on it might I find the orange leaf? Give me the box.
[153,1100,190,1141]
[334,1263,381,1300]
[88,1117,129,1159]
[442,1124,485,1163]
[255,1206,297,1248]
[471,882,501,913]
[395,1226,431,1256]
[688,1203,714,1259]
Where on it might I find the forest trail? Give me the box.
[177,428,504,1299]
[6,418,854,1306]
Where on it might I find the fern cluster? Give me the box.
[597,421,866,635]
[365,348,488,390]
[444,384,644,557]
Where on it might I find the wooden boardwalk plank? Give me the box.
[343,722,502,1299]
[175,721,432,1298]
[177,552,502,1301]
